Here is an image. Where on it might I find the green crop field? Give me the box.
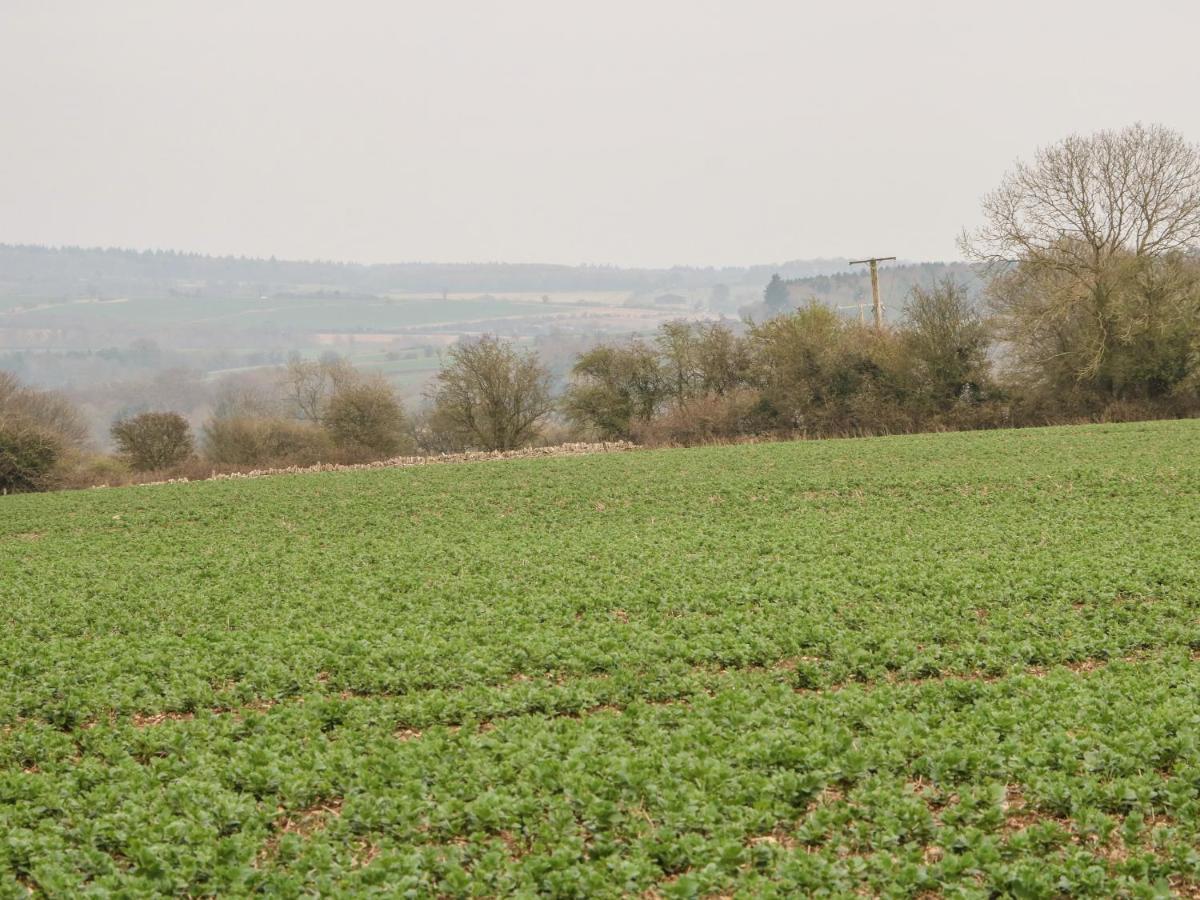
[3,421,1200,897]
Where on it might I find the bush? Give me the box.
[748,305,911,434]
[324,378,410,458]
[52,453,134,490]
[409,406,468,455]
[562,341,665,439]
[903,278,991,404]
[427,337,554,450]
[0,426,61,493]
[111,412,195,471]
[631,389,765,445]
[202,416,332,467]
[1,372,90,492]
[0,372,89,450]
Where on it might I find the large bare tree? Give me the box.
[964,123,1200,268]
[962,124,1200,398]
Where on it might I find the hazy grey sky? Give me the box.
[2,1,1198,268]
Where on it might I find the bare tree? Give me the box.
[427,336,553,451]
[964,123,1200,268]
[963,124,1200,397]
[280,356,355,424]
[655,321,701,401]
[692,321,751,396]
[211,373,282,421]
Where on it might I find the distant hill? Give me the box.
[0,244,856,300]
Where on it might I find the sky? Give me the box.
[2,0,1198,269]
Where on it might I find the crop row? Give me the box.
[5,657,1200,896]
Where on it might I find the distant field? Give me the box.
[0,291,706,363]
[3,422,1200,896]
[0,294,583,332]
[202,350,444,386]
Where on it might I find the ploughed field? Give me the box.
[2,421,1200,898]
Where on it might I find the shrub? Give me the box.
[903,278,991,404]
[325,378,410,458]
[0,372,90,492]
[0,425,61,493]
[748,305,914,434]
[202,416,332,467]
[562,341,665,439]
[409,406,468,455]
[631,389,765,445]
[0,371,89,450]
[52,453,133,490]
[111,412,194,471]
[655,320,752,401]
[427,337,553,450]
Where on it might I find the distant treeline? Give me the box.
[0,244,853,298]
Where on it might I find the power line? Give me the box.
[836,302,870,324]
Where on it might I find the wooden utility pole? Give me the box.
[848,256,896,329]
